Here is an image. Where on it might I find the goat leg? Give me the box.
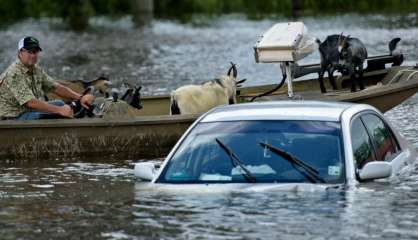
[328,68,338,90]
[345,64,357,92]
[350,72,357,92]
[357,65,365,90]
[318,69,327,93]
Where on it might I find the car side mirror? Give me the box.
[134,162,158,181]
[358,161,392,181]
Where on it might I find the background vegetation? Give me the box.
[0,0,417,30]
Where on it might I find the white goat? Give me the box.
[170,63,245,115]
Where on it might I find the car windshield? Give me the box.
[157,120,345,184]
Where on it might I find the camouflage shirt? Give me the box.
[0,59,58,117]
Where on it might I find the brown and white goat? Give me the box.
[170,63,245,115]
[47,76,111,102]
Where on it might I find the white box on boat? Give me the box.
[254,22,316,63]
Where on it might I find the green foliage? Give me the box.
[90,0,132,15]
[154,0,418,18]
[0,0,25,23]
[302,0,418,14]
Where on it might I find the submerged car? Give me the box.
[134,101,417,189]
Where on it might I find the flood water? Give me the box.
[1,14,418,94]
[1,14,418,239]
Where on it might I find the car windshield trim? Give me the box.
[258,142,326,183]
[157,120,345,184]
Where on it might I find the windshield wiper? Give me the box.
[215,138,256,183]
[258,142,326,183]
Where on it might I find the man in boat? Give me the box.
[0,36,94,120]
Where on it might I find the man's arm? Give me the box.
[39,69,94,109]
[25,98,73,118]
[53,84,94,109]
[53,84,82,100]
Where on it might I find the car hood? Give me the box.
[135,182,342,193]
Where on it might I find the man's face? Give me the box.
[18,48,40,68]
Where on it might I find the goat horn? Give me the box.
[338,32,344,44]
[227,62,237,78]
[227,63,233,76]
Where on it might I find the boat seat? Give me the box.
[366,54,404,72]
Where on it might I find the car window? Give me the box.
[351,117,376,169]
[361,114,400,161]
[158,120,345,184]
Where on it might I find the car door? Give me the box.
[350,114,377,170]
[360,113,405,174]
[350,111,403,177]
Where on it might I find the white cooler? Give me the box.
[254,22,317,63]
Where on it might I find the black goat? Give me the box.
[121,86,143,110]
[316,35,342,93]
[338,35,367,92]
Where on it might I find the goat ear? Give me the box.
[236,78,246,85]
[134,86,142,94]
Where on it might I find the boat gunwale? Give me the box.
[335,79,418,101]
[1,66,416,129]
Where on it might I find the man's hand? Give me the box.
[58,105,74,118]
[80,94,95,109]
[53,85,95,109]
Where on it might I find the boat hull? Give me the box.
[0,115,197,160]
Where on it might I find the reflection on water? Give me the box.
[132,178,418,240]
[1,156,418,239]
[0,14,418,239]
[0,162,135,239]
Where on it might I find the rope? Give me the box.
[389,69,418,84]
[406,70,418,82]
[250,74,287,102]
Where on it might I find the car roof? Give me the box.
[200,100,364,122]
